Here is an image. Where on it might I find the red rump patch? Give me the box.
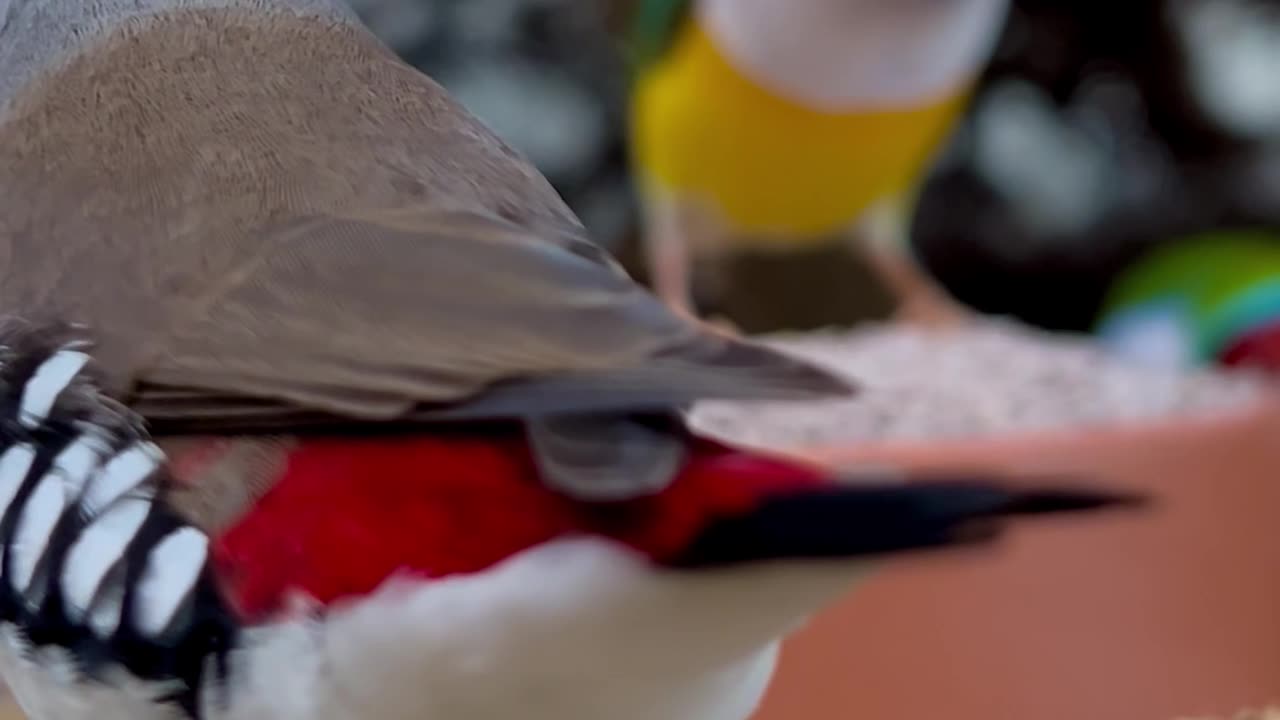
[211,431,827,621]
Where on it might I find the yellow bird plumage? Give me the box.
[628,0,1010,324]
[632,21,970,241]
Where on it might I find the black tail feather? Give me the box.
[998,486,1147,515]
[672,477,1146,568]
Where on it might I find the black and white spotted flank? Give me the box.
[0,324,238,718]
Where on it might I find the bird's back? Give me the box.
[0,0,582,395]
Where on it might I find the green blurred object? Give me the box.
[1096,231,1280,370]
[624,0,690,74]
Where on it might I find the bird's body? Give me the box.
[0,1,1135,718]
[627,0,1009,322]
[0,328,1132,720]
[0,431,807,720]
[0,0,859,501]
[0,536,793,720]
[631,0,993,242]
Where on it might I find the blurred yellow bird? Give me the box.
[628,0,1010,325]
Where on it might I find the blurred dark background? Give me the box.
[346,0,1280,333]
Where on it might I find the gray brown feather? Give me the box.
[527,414,688,501]
[0,3,853,502]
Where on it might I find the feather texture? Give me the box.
[0,325,1142,720]
[0,323,237,719]
[0,4,851,500]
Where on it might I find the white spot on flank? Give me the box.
[10,476,66,594]
[88,572,125,639]
[61,497,153,622]
[18,350,89,429]
[80,442,163,517]
[0,444,36,518]
[134,528,207,637]
[49,434,109,499]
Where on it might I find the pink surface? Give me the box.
[755,397,1280,720]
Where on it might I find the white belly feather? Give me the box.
[3,539,864,720]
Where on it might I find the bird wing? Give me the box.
[0,6,850,500]
[126,205,851,432]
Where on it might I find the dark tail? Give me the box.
[672,477,1146,567]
